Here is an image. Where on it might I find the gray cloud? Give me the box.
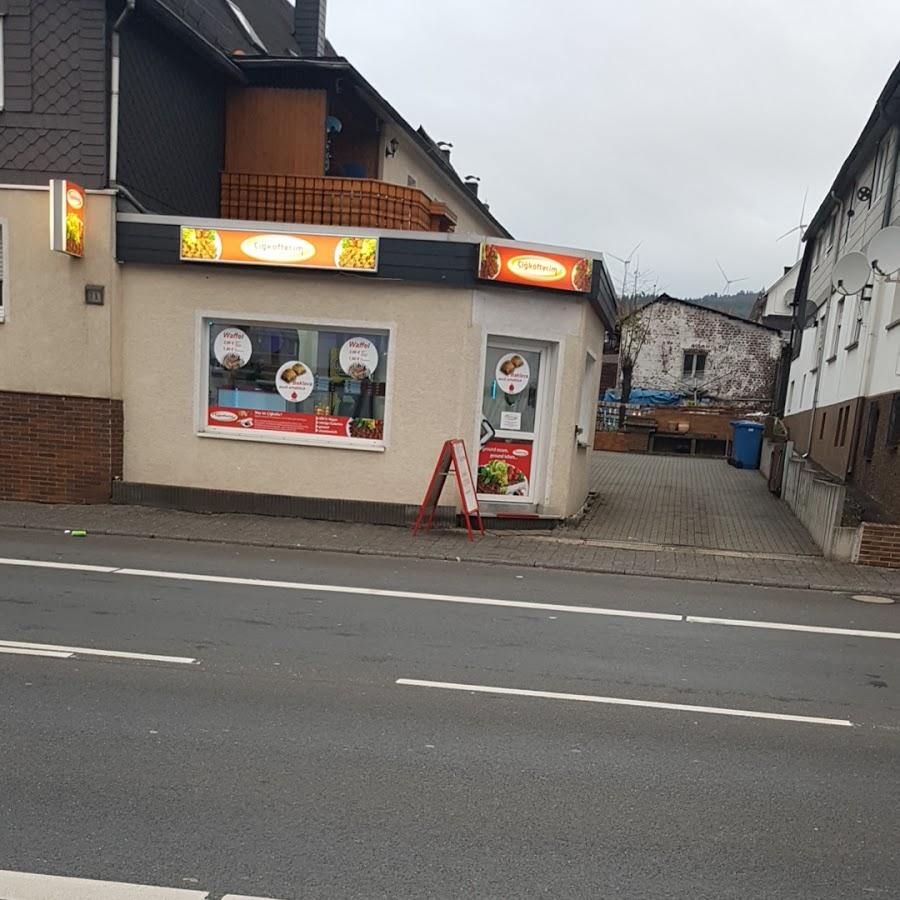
[328,0,900,296]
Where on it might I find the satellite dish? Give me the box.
[867,225,900,275]
[784,288,795,308]
[831,252,870,295]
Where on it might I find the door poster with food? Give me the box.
[339,337,379,380]
[276,361,315,402]
[213,328,252,371]
[49,179,86,258]
[477,441,532,496]
[495,353,531,395]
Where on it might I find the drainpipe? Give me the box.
[109,0,136,185]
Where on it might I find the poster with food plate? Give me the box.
[213,328,252,370]
[206,407,383,441]
[276,361,315,402]
[477,441,532,497]
[179,227,379,273]
[477,242,593,293]
[339,337,379,379]
[495,353,531,395]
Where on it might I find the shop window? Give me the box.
[683,350,707,378]
[887,394,900,450]
[863,402,879,460]
[203,319,389,447]
[0,218,6,322]
[829,298,844,358]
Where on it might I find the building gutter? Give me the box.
[109,0,136,185]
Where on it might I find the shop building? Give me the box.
[0,0,617,524]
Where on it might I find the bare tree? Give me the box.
[616,267,659,425]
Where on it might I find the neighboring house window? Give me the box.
[890,284,900,326]
[849,292,864,345]
[829,297,844,358]
[813,306,828,367]
[825,212,836,253]
[887,394,900,449]
[0,218,7,322]
[874,137,892,197]
[682,350,707,379]
[407,175,417,187]
[786,380,795,413]
[840,405,851,447]
[800,373,807,406]
[863,402,879,460]
[819,411,827,441]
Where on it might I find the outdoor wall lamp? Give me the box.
[385,138,399,158]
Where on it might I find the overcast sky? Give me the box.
[327,0,900,297]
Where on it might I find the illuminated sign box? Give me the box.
[478,242,593,293]
[179,227,380,273]
[49,179,86,258]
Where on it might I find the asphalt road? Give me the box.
[0,527,898,899]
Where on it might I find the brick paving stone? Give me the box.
[585,452,818,555]
[0,499,896,596]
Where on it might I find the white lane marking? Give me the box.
[0,557,118,574]
[0,646,73,659]
[0,869,208,899]
[1,556,898,640]
[685,616,900,641]
[0,640,197,665]
[396,679,855,728]
[113,567,683,622]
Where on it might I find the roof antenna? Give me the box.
[606,241,642,298]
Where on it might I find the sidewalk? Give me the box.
[1,500,898,596]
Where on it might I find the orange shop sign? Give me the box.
[180,227,379,273]
[478,242,593,293]
[49,179,86,258]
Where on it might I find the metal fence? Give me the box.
[596,401,642,431]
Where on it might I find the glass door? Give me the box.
[477,341,545,503]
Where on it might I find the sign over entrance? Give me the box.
[477,242,593,293]
[413,439,483,541]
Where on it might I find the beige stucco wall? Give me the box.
[120,264,600,516]
[0,187,121,399]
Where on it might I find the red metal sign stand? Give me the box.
[413,439,484,541]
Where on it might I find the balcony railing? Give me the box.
[220,173,458,233]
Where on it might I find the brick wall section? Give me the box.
[632,299,782,404]
[856,523,900,569]
[594,431,649,453]
[0,391,123,503]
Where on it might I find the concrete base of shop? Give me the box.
[112,481,457,528]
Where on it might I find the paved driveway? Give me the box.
[584,452,819,556]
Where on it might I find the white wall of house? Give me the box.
[786,122,900,417]
[379,124,502,237]
[761,263,799,319]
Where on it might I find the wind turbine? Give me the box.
[776,187,809,263]
[607,241,642,298]
[715,258,749,295]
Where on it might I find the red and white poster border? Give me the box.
[413,439,484,541]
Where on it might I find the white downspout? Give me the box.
[109,0,136,185]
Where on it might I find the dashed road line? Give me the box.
[396,678,856,728]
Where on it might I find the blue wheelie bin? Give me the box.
[729,420,764,469]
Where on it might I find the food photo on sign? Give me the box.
[477,441,532,496]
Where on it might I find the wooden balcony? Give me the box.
[220,173,458,233]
